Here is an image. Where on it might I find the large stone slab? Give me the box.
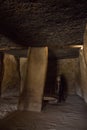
[18,47,48,112]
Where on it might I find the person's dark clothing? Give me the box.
[57,75,67,103]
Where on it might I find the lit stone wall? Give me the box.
[84,24,87,64]
[1,53,20,93]
[79,49,87,102]
[18,47,48,112]
[57,58,80,95]
[79,24,87,103]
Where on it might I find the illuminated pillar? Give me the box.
[18,47,48,112]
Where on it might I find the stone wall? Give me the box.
[84,24,87,64]
[18,47,48,112]
[20,57,27,93]
[79,24,87,103]
[1,53,20,94]
[79,49,87,102]
[0,53,4,96]
[57,58,80,95]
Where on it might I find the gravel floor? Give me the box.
[0,89,87,130]
[0,87,19,119]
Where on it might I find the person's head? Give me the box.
[56,75,61,82]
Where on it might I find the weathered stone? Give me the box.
[0,53,4,96]
[1,54,20,94]
[79,24,87,103]
[57,58,80,95]
[20,57,27,93]
[84,24,87,64]
[18,47,48,112]
[0,1,86,47]
[79,49,87,103]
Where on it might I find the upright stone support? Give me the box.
[20,57,27,93]
[79,24,87,103]
[0,53,4,96]
[18,47,48,112]
[1,54,20,94]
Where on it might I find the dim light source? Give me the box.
[69,45,83,50]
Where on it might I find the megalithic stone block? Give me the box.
[1,54,20,95]
[0,52,4,96]
[84,24,87,64]
[79,24,87,103]
[18,47,48,112]
[20,57,28,93]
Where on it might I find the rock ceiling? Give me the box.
[0,0,87,58]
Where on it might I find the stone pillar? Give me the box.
[1,54,20,94]
[18,47,48,112]
[84,24,87,63]
[20,57,27,93]
[79,49,87,102]
[0,52,4,96]
[79,24,87,103]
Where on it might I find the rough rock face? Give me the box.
[1,54,20,94]
[20,57,27,93]
[0,52,4,95]
[0,34,23,49]
[79,25,87,103]
[57,58,80,95]
[79,50,87,103]
[0,0,87,47]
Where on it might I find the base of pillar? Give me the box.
[27,102,42,112]
[84,93,87,103]
[18,102,42,112]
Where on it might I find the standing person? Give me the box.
[58,74,68,103]
[58,75,63,103]
[55,75,61,103]
[56,74,67,103]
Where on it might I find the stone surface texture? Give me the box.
[0,0,87,47]
[0,94,87,130]
[57,58,80,95]
[18,47,48,111]
[1,53,20,94]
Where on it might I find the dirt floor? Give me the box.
[0,89,87,130]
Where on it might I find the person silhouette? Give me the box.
[56,74,68,103]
